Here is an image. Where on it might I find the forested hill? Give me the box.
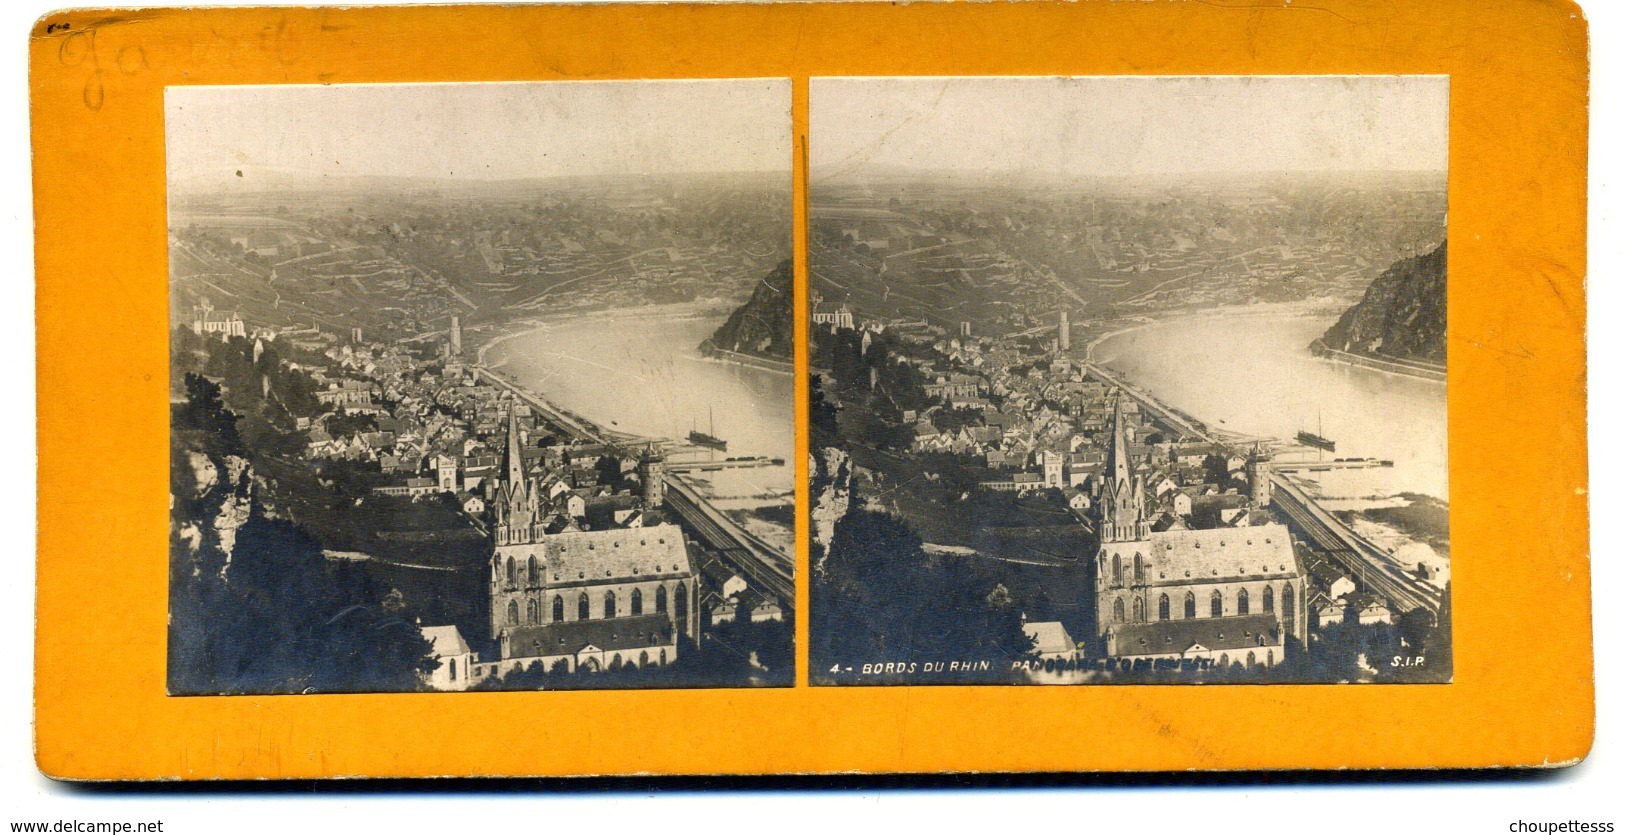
[1318,239,1447,366]
[705,259,793,360]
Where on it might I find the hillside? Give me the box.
[705,259,793,361]
[1317,239,1447,367]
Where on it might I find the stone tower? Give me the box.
[1058,310,1071,352]
[450,315,463,357]
[1247,444,1273,507]
[1041,449,1064,489]
[640,444,666,510]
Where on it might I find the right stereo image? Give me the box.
[806,75,1451,686]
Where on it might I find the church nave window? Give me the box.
[1237,588,1250,616]
[1184,592,1196,619]
[1210,590,1224,618]
[1112,597,1125,623]
[506,557,517,587]
[528,556,540,586]
[1132,597,1145,623]
[578,592,590,621]
[604,590,617,619]
[1112,554,1123,586]
[1158,594,1170,621]
[1133,554,1145,583]
[1263,585,1275,615]
[526,599,538,624]
[656,585,668,614]
[552,595,564,623]
[506,600,519,626]
[1282,584,1296,636]
[631,588,643,616]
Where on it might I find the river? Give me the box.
[483,309,795,504]
[1093,307,1448,502]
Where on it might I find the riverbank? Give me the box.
[697,337,794,375]
[1309,338,1447,383]
[1082,299,1346,362]
[476,299,739,365]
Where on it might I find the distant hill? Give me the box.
[1317,239,1447,367]
[705,260,793,361]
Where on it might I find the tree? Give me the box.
[169,385,436,696]
[177,373,242,454]
[812,506,1033,683]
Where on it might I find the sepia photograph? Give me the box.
[809,76,1450,685]
[166,80,795,694]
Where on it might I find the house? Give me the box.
[980,472,1044,493]
[751,599,785,623]
[1304,555,1357,601]
[1357,600,1394,625]
[1307,590,1344,626]
[372,477,438,498]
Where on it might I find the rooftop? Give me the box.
[1114,613,1283,655]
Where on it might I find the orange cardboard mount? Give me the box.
[33,1,1590,779]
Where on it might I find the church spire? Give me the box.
[496,404,536,546]
[1099,394,1149,543]
[504,404,527,494]
[1109,395,1133,488]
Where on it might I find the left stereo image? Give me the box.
[165,80,796,694]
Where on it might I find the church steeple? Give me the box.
[1099,395,1150,543]
[504,405,527,494]
[496,405,535,546]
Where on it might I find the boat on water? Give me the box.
[1297,409,1336,452]
[1296,430,1336,452]
[689,405,728,452]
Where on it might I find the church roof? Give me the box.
[499,522,693,585]
[420,625,470,658]
[506,613,676,657]
[1104,523,1300,585]
[1114,614,1282,656]
[1022,621,1076,655]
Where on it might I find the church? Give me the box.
[1093,397,1307,670]
[480,409,700,678]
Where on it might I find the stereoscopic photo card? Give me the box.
[164,80,796,696]
[807,75,1451,686]
[33,1,1590,779]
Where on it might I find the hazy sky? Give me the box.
[812,76,1448,182]
[167,79,791,184]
